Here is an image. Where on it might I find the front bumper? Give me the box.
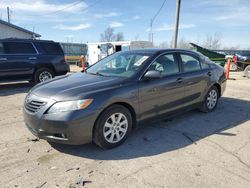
[23,97,100,145]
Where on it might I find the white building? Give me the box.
[87,41,153,65]
[0,19,41,39]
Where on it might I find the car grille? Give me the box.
[25,100,47,113]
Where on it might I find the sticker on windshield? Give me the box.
[134,56,149,66]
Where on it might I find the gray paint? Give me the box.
[23,49,227,145]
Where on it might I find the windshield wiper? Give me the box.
[87,71,105,76]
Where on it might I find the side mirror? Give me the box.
[143,70,162,79]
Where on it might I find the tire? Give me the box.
[34,68,55,83]
[244,65,250,79]
[93,105,132,149]
[200,86,219,113]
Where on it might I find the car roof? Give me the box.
[0,38,56,43]
[121,48,200,56]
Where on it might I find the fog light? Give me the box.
[54,133,67,139]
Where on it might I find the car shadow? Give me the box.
[51,97,250,160]
[0,82,33,96]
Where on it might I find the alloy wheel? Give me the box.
[206,89,218,110]
[39,71,53,82]
[103,113,128,144]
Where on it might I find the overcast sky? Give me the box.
[0,0,249,49]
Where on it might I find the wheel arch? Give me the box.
[92,102,137,139]
[213,83,221,97]
[34,63,56,75]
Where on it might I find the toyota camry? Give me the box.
[23,49,226,149]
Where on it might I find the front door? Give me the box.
[0,41,37,81]
[138,53,185,120]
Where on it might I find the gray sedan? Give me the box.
[23,49,226,149]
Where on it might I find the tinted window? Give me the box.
[149,54,179,76]
[4,42,36,54]
[37,42,63,55]
[181,54,201,72]
[0,43,4,54]
[201,61,210,69]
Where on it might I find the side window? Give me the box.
[181,54,201,72]
[0,43,4,54]
[4,42,36,54]
[149,54,179,76]
[38,43,63,55]
[201,61,210,69]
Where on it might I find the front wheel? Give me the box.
[93,105,132,149]
[200,86,219,113]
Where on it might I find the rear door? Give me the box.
[178,52,211,107]
[0,41,38,80]
[138,52,185,120]
[34,42,66,71]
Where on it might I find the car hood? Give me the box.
[31,72,124,101]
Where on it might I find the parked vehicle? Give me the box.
[23,49,226,149]
[190,43,226,67]
[0,39,70,83]
[87,41,153,65]
[234,52,250,78]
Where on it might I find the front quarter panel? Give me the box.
[82,81,139,118]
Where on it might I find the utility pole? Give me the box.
[150,19,153,43]
[173,0,181,48]
[7,7,10,23]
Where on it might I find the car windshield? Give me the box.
[86,52,150,78]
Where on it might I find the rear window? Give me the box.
[3,42,36,54]
[37,42,63,55]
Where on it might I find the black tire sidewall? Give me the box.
[34,68,54,83]
[93,105,132,149]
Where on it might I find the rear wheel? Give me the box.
[93,105,132,149]
[34,68,55,83]
[244,65,250,78]
[200,86,219,113]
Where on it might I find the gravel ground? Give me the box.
[0,68,250,188]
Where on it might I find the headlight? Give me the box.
[47,99,93,114]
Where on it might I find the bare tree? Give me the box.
[116,32,124,41]
[177,37,190,49]
[203,32,222,50]
[134,34,140,41]
[100,27,125,42]
[223,45,240,50]
[100,27,116,42]
[158,41,169,48]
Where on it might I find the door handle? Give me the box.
[0,58,7,61]
[207,71,212,76]
[28,57,37,60]
[176,78,183,83]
